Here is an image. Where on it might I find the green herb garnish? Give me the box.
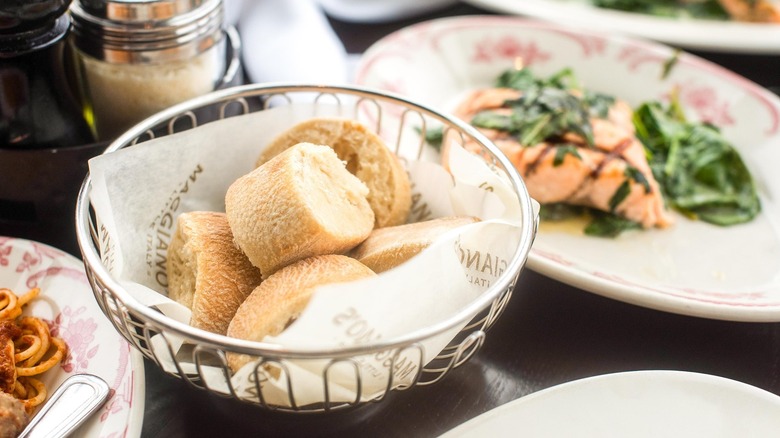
[608,180,632,212]
[661,49,681,80]
[418,126,444,151]
[625,165,651,193]
[471,86,595,146]
[553,144,582,166]
[583,91,616,119]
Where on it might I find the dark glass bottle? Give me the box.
[0,0,94,149]
[0,0,100,256]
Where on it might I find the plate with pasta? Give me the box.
[0,236,144,437]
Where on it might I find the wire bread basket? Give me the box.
[74,84,536,412]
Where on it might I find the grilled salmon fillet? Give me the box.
[449,87,674,229]
[717,0,780,22]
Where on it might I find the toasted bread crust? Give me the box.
[350,216,480,273]
[257,118,412,228]
[226,255,375,371]
[227,143,375,278]
[166,211,263,335]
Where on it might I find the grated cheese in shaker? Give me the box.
[69,0,231,141]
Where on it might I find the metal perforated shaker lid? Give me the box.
[70,0,224,63]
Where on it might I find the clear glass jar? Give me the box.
[69,0,232,141]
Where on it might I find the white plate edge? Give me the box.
[463,0,780,54]
[440,370,780,437]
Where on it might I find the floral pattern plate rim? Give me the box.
[0,236,145,438]
[464,0,780,55]
[354,16,780,322]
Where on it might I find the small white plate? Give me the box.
[440,370,780,437]
[0,236,145,438]
[355,16,780,321]
[464,0,780,54]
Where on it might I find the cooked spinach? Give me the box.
[539,203,643,238]
[584,212,643,237]
[634,100,761,225]
[591,0,730,20]
[539,203,586,221]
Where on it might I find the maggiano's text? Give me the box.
[332,307,419,382]
[146,164,203,288]
[455,241,508,288]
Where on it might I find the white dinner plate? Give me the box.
[439,370,780,437]
[354,16,780,321]
[0,236,145,437]
[464,0,780,54]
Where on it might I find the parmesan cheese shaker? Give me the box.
[69,0,235,141]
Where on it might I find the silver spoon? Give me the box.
[18,374,111,438]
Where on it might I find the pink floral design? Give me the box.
[674,83,736,127]
[471,35,551,66]
[101,363,134,424]
[49,300,135,437]
[617,45,669,72]
[0,244,11,267]
[590,271,772,304]
[100,339,133,427]
[0,237,137,437]
[55,306,100,373]
[16,250,41,273]
[615,43,776,135]
[532,248,575,267]
[555,31,607,57]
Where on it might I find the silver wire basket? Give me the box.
[74,84,536,412]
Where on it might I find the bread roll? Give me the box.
[226,142,375,278]
[349,216,480,273]
[226,254,376,371]
[256,117,412,228]
[166,211,263,335]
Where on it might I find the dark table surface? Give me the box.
[136,3,780,437]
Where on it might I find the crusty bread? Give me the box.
[226,254,376,371]
[166,211,263,335]
[226,142,375,278]
[256,118,412,228]
[349,216,480,273]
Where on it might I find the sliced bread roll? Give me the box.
[226,142,375,278]
[226,254,376,371]
[256,118,412,228]
[166,211,263,335]
[349,216,480,273]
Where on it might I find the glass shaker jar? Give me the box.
[69,0,235,141]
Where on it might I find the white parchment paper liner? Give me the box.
[88,103,534,407]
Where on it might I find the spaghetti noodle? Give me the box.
[0,288,68,413]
